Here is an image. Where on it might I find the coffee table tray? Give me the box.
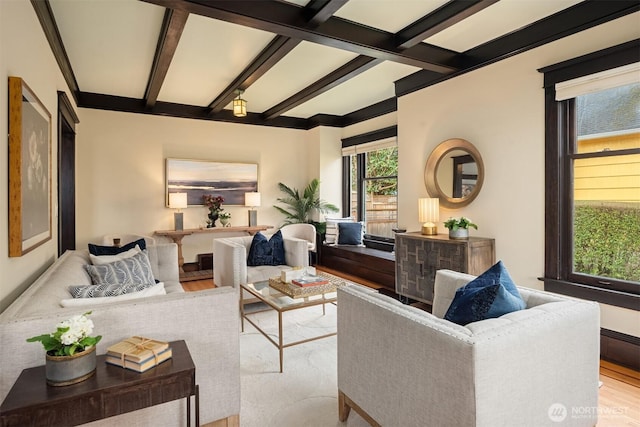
[268,272,346,298]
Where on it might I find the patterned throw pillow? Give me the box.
[69,281,159,298]
[444,261,526,325]
[79,251,156,298]
[247,231,286,266]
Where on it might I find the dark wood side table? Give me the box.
[0,340,199,427]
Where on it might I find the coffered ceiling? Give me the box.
[35,0,639,129]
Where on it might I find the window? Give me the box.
[540,41,640,310]
[342,127,398,239]
[571,83,640,291]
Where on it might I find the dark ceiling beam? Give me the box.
[145,9,189,108]
[262,57,383,120]
[208,0,346,114]
[395,0,499,49]
[395,0,640,97]
[261,0,485,120]
[142,0,460,73]
[30,0,80,104]
[77,92,311,129]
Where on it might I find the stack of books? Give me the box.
[291,275,329,287]
[106,336,172,372]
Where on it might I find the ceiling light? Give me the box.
[233,89,247,117]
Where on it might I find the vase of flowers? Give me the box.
[27,312,102,386]
[443,217,478,239]
[203,195,224,228]
[219,211,231,227]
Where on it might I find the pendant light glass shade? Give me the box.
[233,90,247,117]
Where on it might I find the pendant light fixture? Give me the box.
[233,89,247,117]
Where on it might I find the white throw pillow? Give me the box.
[89,245,141,265]
[60,282,166,307]
[324,217,354,244]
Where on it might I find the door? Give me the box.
[57,92,79,256]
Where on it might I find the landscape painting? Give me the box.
[166,158,258,206]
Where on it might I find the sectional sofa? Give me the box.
[0,243,240,426]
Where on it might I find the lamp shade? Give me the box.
[169,192,188,209]
[418,198,439,235]
[245,192,261,207]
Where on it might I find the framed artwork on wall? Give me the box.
[165,158,258,206]
[8,77,52,257]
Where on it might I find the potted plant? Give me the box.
[27,312,102,386]
[443,217,478,239]
[202,195,224,227]
[219,211,231,227]
[274,178,338,234]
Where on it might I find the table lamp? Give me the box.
[245,192,261,227]
[418,197,439,235]
[169,192,188,231]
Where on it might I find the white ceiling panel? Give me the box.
[285,61,420,118]
[425,0,584,52]
[239,41,359,113]
[50,0,164,98]
[157,14,274,106]
[41,0,632,127]
[334,0,448,33]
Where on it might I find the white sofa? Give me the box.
[213,234,309,288]
[337,269,600,427]
[0,244,240,426]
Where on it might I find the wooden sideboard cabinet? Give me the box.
[395,233,495,304]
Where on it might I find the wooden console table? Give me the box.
[155,226,272,276]
[0,340,198,427]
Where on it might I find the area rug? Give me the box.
[239,302,370,427]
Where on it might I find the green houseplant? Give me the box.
[274,178,338,234]
[443,217,478,239]
[27,311,102,386]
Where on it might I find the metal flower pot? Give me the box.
[45,346,96,387]
[448,228,469,239]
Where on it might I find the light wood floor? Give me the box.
[181,274,639,426]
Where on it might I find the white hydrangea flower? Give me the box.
[56,313,94,346]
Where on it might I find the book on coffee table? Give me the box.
[291,276,329,287]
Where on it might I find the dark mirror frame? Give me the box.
[424,138,484,209]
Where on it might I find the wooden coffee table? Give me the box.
[240,272,346,372]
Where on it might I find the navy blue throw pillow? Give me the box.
[88,238,147,256]
[444,260,526,326]
[247,231,286,266]
[337,222,363,245]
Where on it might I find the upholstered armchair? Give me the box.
[280,223,316,264]
[213,234,309,289]
[337,269,600,427]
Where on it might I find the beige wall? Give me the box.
[0,0,77,311]
[76,109,313,262]
[397,12,640,336]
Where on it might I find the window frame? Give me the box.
[539,39,640,311]
[341,126,398,238]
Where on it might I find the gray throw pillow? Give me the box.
[81,250,156,292]
[70,282,159,298]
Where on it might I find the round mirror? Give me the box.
[424,138,484,208]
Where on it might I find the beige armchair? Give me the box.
[280,223,316,264]
[337,269,600,427]
[213,234,309,288]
